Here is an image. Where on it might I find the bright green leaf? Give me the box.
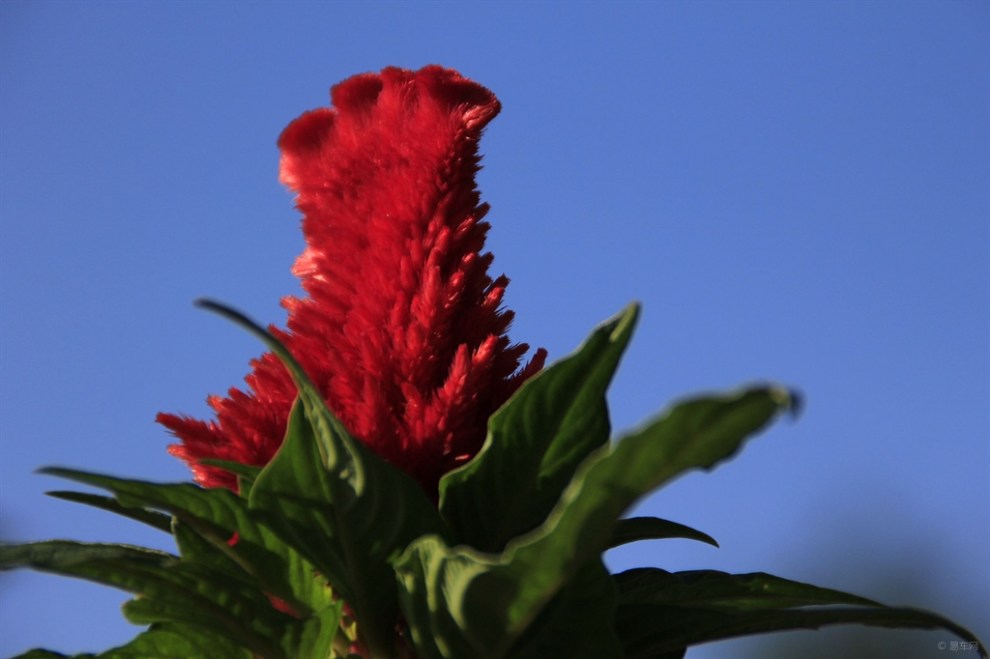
[440,304,639,552]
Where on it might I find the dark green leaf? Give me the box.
[617,604,987,658]
[171,518,244,579]
[396,387,794,658]
[0,540,291,659]
[440,304,639,552]
[0,539,176,573]
[615,568,879,610]
[507,560,622,659]
[613,569,986,658]
[39,468,328,618]
[608,517,718,549]
[101,623,250,658]
[45,490,173,533]
[250,400,445,658]
[199,299,450,659]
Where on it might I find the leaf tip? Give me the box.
[36,466,70,478]
[774,387,803,420]
[194,298,257,332]
[603,301,641,346]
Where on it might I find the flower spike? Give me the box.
[158,66,546,495]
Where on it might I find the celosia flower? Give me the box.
[158,65,546,496]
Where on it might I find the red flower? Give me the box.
[158,66,546,496]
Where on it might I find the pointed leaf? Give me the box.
[0,540,291,659]
[440,304,639,551]
[396,387,794,657]
[0,539,176,575]
[199,299,450,658]
[614,568,879,610]
[46,490,173,533]
[613,569,986,658]
[40,468,327,617]
[609,517,718,549]
[616,604,987,658]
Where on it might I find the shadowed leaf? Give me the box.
[440,304,639,552]
[609,517,718,549]
[45,491,173,533]
[397,384,794,658]
[199,299,450,659]
[613,569,986,658]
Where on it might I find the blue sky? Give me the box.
[1,2,987,657]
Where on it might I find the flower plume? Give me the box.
[158,65,546,495]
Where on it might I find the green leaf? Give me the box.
[199,299,450,659]
[279,601,346,659]
[197,459,264,495]
[16,624,257,659]
[395,386,794,658]
[618,605,988,658]
[0,541,289,658]
[613,569,987,658]
[0,539,176,575]
[614,568,880,610]
[40,468,327,618]
[45,490,173,533]
[393,536,499,659]
[8,638,248,659]
[98,623,251,658]
[397,560,623,659]
[102,623,251,658]
[171,518,244,580]
[196,459,263,484]
[440,304,639,552]
[608,516,718,549]
[250,399,445,658]
[507,561,623,659]
[167,518,339,658]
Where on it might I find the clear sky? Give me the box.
[1,2,987,657]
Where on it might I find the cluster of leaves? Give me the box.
[2,302,984,659]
